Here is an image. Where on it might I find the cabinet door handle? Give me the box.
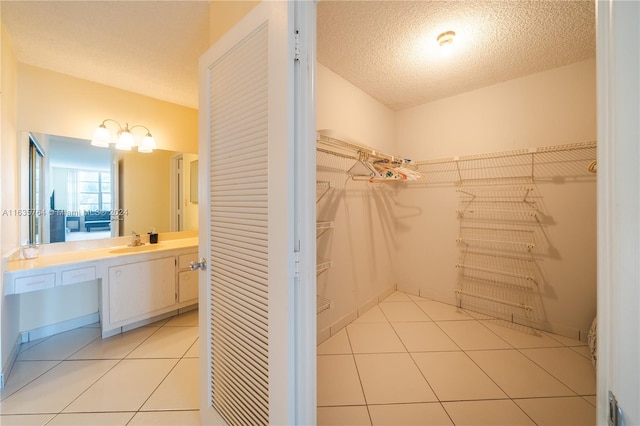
[190,258,207,271]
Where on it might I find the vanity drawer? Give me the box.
[178,253,199,270]
[14,273,56,293]
[61,266,96,286]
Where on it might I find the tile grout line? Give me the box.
[134,317,199,416]
[125,312,199,425]
[474,316,590,395]
[0,359,64,402]
[343,324,374,426]
[53,322,169,419]
[391,297,444,407]
[412,295,540,425]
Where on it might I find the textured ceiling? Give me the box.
[1,1,210,108]
[1,1,595,111]
[318,0,596,111]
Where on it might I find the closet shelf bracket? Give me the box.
[316,221,334,239]
[317,259,333,276]
[316,181,331,204]
[317,295,334,315]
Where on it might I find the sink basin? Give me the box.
[109,244,161,254]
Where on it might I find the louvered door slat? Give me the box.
[207,22,270,426]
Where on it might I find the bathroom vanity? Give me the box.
[3,234,199,338]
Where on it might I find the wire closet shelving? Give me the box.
[316,131,597,323]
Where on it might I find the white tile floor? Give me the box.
[1,292,596,426]
[318,291,597,426]
[0,310,199,426]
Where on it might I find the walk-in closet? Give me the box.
[315,1,597,425]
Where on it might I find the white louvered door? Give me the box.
[198,2,314,425]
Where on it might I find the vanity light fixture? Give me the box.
[436,30,456,54]
[91,119,157,153]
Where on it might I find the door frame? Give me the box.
[292,1,318,422]
[169,153,183,232]
[596,1,640,424]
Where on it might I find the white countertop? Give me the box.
[5,236,198,273]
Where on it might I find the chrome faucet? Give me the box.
[130,231,145,247]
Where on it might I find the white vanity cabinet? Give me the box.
[107,257,176,324]
[100,246,200,337]
[3,236,199,338]
[177,252,199,303]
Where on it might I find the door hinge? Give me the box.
[609,391,623,426]
[294,30,301,61]
[294,251,300,278]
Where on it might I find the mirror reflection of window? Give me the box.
[48,135,114,242]
[28,134,45,244]
[76,170,111,212]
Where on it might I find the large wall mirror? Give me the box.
[21,132,198,245]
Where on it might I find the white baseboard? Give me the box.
[19,312,100,344]
[318,284,396,345]
[2,313,99,389]
[0,334,22,389]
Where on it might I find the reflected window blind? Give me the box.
[208,23,269,425]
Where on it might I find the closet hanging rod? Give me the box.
[455,264,537,282]
[454,289,533,311]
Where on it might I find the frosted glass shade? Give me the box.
[91,125,110,148]
[138,134,156,153]
[115,131,134,151]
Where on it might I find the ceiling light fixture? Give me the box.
[436,30,456,54]
[91,119,156,153]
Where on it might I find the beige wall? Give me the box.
[316,63,398,340]
[393,59,597,338]
[119,149,173,236]
[1,22,21,382]
[17,64,197,154]
[317,64,396,153]
[1,31,18,252]
[396,59,597,159]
